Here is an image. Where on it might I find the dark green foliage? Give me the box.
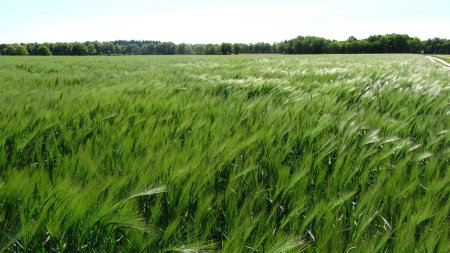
[220,43,232,55]
[36,45,52,56]
[2,34,449,56]
[205,44,220,55]
[424,38,450,54]
[176,43,193,55]
[156,42,176,55]
[232,44,242,55]
[141,43,156,55]
[124,44,141,55]
[2,44,28,55]
[69,43,88,56]
[49,42,69,55]
[279,34,448,54]
[87,44,97,55]
[0,44,7,54]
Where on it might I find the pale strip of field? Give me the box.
[425,55,450,70]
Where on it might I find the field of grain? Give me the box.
[436,55,450,64]
[0,55,449,252]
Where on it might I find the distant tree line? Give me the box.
[1,34,449,56]
[277,35,449,54]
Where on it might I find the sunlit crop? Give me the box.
[0,54,448,252]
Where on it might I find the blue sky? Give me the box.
[1,0,448,43]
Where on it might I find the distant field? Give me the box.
[0,55,449,252]
[435,55,450,64]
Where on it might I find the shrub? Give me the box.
[2,45,28,56]
[36,45,52,56]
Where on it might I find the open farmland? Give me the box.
[436,55,450,64]
[0,54,449,252]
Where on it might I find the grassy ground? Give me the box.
[0,55,449,252]
[435,55,450,64]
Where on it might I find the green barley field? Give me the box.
[436,55,450,64]
[0,54,449,252]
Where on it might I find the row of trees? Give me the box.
[278,34,449,54]
[1,34,449,56]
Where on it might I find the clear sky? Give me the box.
[0,0,448,43]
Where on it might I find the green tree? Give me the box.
[124,44,141,55]
[220,43,232,55]
[26,44,39,55]
[69,43,88,55]
[442,39,450,54]
[0,44,7,54]
[343,40,361,53]
[101,42,116,55]
[347,36,357,42]
[114,44,123,55]
[204,44,219,55]
[2,45,28,55]
[156,42,176,55]
[253,42,273,53]
[275,42,288,54]
[232,44,242,55]
[36,45,52,56]
[407,37,423,54]
[141,44,156,55]
[87,44,97,55]
[176,43,193,54]
[49,43,69,55]
[192,44,205,55]
[326,41,341,53]
[424,38,448,54]
[384,34,410,53]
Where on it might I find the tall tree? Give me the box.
[220,43,232,55]
[87,44,97,55]
[50,43,69,55]
[176,43,193,54]
[232,44,242,55]
[69,43,88,55]
[36,45,52,56]
[2,45,28,55]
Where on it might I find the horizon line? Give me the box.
[2,33,449,45]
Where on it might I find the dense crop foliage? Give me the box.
[0,55,449,252]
